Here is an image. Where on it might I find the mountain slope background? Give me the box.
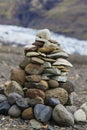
[0,0,87,40]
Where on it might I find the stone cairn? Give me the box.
[0,29,87,128]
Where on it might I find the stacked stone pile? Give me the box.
[0,29,87,128]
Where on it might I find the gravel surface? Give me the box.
[0,45,87,130]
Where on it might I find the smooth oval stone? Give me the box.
[47,52,69,59]
[4,81,24,97]
[19,57,31,69]
[34,104,52,122]
[0,101,10,115]
[45,88,68,105]
[25,63,44,75]
[48,80,59,88]
[80,102,87,117]
[22,107,34,120]
[26,52,39,57]
[31,57,44,64]
[26,89,45,99]
[45,98,60,107]
[53,104,74,126]
[26,75,41,83]
[10,68,25,86]
[53,58,73,67]
[16,97,29,110]
[61,81,75,94]
[7,93,22,105]
[8,105,21,117]
[74,109,86,122]
[0,94,7,103]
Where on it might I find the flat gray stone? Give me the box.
[53,58,73,67]
[52,76,67,82]
[47,52,68,59]
[44,68,61,75]
[41,75,50,80]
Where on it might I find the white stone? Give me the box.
[52,76,67,82]
[74,109,86,122]
[80,102,87,117]
[36,29,51,40]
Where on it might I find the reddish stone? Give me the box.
[26,89,45,99]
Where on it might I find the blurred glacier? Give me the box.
[0,25,87,55]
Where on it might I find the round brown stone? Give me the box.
[25,63,44,75]
[48,80,59,88]
[22,107,34,120]
[45,88,68,105]
[11,68,25,86]
[26,89,45,99]
[40,80,49,90]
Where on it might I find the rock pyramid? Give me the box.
[0,29,78,127]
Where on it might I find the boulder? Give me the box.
[4,81,24,97]
[8,93,22,105]
[74,109,86,123]
[11,68,25,86]
[0,101,11,115]
[8,105,21,117]
[52,104,74,126]
[22,107,34,120]
[45,88,68,105]
[0,94,7,103]
[34,104,52,122]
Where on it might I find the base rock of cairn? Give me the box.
[0,29,87,128]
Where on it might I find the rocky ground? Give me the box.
[0,45,87,130]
